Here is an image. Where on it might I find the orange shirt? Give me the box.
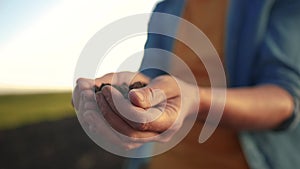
[149,1,249,169]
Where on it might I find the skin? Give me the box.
[199,85,294,130]
[72,71,294,149]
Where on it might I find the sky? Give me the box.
[0,0,159,94]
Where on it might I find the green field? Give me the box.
[0,92,75,130]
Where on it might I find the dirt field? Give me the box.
[0,117,129,169]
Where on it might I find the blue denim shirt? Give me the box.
[136,0,300,169]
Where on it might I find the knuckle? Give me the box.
[77,78,94,90]
[76,78,85,84]
[80,90,93,100]
[78,84,88,91]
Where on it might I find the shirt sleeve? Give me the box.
[139,0,185,79]
[253,0,300,130]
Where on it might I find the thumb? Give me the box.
[128,75,179,108]
[128,87,166,108]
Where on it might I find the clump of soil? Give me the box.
[94,82,147,98]
[129,82,147,90]
[94,83,110,93]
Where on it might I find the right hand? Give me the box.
[72,72,160,150]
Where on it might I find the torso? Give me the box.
[149,0,249,168]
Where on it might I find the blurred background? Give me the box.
[0,0,159,168]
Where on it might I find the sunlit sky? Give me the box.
[0,0,159,94]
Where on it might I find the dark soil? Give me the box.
[0,117,129,169]
[128,82,147,91]
[95,82,147,98]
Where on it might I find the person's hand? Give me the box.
[72,72,161,150]
[99,74,199,143]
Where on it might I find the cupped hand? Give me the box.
[72,72,161,150]
[99,74,199,143]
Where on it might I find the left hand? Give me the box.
[72,72,160,150]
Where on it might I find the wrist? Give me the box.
[198,87,211,119]
[182,82,201,118]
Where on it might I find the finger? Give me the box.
[76,89,95,112]
[129,98,180,132]
[148,98,181,132]
[74,87,143,150]
[97,93,159,141]
[73,78,95,110]
[128,75,179,108]
[101,86,176,132]
[82,104,143,150]
[76,78,95,90]
[153,125,179,143]
[94,72,132,87]
[112,71,150,86]
[101,86,162,125]
[80,89,95,102]
[127,72,150,85]
[84,101,98,110]
[95,73,113,87]
[72,85,81,110]
[82,110,131,148]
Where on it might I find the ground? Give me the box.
[0,117,128,169]
[0,93,134,169]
